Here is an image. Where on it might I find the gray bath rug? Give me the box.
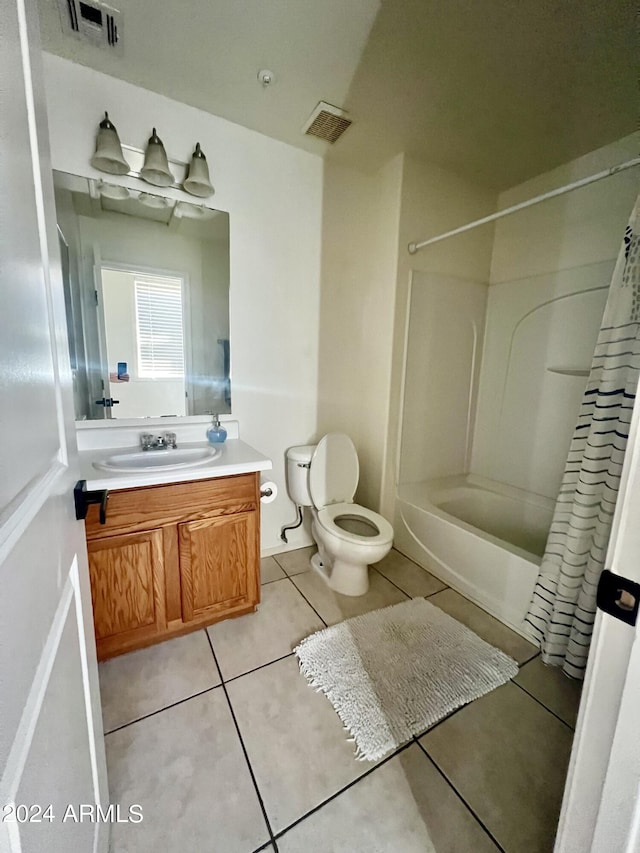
[294,597,518,761]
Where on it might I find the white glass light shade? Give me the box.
[174,201,214,219]
[183,143,214,198]
[91,113,130,176]
[140,129,174,187]
[138,192,170,209]
[98,181,130,200]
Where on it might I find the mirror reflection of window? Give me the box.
[134,276,185,380]
[101,268,188,418]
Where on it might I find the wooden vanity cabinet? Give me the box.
[84,472,260,660]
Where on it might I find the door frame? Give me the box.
[555,371,640,852]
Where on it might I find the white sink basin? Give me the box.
[93,445,221,473]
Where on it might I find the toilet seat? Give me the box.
[309,434,359,508]
[316,502,394,547]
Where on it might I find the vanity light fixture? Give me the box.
[140,128,174,187]
[137,192,170,209]
[97,180,130,200]
[174,201,214,219]
[91,112,130,175]
[183,143,214,198]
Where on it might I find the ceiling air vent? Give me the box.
[56,0,123,53]
[302,102,352,144]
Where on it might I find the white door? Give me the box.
[0,1,108,852]
[555,372,640,853]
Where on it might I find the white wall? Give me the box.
[472,133,640,499]
[317,156,403,510]
[43,54,323,551]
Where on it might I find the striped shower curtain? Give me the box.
[525,192,640,679]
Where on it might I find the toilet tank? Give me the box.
[286,444,316,507]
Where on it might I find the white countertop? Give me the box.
[79,438,272,491]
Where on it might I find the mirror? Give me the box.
[53,171,231,420]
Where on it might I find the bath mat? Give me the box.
[294,597,518,761]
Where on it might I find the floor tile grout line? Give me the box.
[271,740,415,842]
[252,841,275,853]
[368,565,411,599]
[425,585,449,598]
[285,574,329,627]
[271,548,313,574]
[223,652,295,685]
[412,699,473,738]
[204,630,280,853]
[511,679,576,731]
[103,682,221,736]
[414,739,508,853]
[519,650,542,667]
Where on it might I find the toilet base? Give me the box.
[310,552,329,583]
[310,551,370,597]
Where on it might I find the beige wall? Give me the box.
[317,155,403,510]
[318,154,497,518]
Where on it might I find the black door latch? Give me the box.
[74,480,109,525]
[597,569,640,627]
[95,397,120,407]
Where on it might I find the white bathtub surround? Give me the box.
[393,134,640,645]
[526,192,640,679]
[395,475,553,637]
[295,597,518,761]
[400,271,487,484]
[473,132,640,502]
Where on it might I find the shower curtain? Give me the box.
[525,191,640,679]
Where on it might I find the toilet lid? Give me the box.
[309,433,359,508]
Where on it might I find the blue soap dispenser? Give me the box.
[207,414,227,444]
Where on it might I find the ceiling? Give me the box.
[38,0,638,189]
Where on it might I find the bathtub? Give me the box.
[394,474,554,637]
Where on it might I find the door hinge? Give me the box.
[597,569,640,627]
[94,289,99,305]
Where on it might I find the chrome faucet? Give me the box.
[140,432,178,451]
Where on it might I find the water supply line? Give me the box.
[408,156,640,255]
[280,506,304,543]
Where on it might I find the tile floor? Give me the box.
[101,547,581,853]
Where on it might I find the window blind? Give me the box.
[134,276,185,379]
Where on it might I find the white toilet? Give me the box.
[286,433,394,596]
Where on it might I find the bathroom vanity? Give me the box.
[51,165,276,660]
[79,436,271,660]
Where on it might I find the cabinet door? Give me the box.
[179,511,259,622]
[87,529,167,658]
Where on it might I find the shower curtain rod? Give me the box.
[407,156,640,255]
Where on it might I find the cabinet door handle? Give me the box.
[74,480,109,524]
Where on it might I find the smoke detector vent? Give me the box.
[56,0,123,53]
[302,102,352,144]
